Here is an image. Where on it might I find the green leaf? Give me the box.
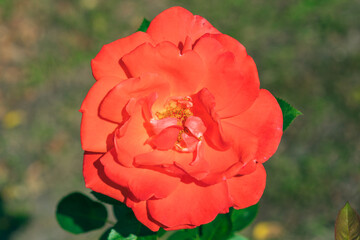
[112,204,156,238]
[108,229,123,240]
[201,214,232,240]
[56,192,107,234]
[168,229,198,240]
[231,204,259,232]
[107,229,137,240]
[137,18,150,32]
[227,235,249,240]
[276,97,302,131]
[91,191,122,205]
[335,202,360,240]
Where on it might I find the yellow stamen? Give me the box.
[155,99,193,125]
[155,98,194,147]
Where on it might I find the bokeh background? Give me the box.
[0,0,359,239]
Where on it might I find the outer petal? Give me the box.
[121,42,206,97]
[80,77,121,152]
[131,201,160,232]
[128,197,196,232]
[100,149,180,201]
[205,34,248,62]
[83,152,126,203]
[221,89,283,163]
[193,35,260,118]
[163,224,197,231]
[147,179,231,228]
[227,163,266,209]
[146,6,220,46]
[91,32,154,80]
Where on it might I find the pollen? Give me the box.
[155,97,193,126]
[154,97,197,151]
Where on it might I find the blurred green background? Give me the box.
[0,0,359,239]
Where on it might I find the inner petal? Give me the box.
[149,96,206,153]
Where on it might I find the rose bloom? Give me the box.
[80,7,283,231]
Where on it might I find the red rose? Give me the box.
[80,7,283,231]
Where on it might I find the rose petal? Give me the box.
[134,147,209,180]
[100,149,180,201]
[121,41,206,97]
[182,36,193,53]
[100,74,170,123]
[163,224,197,231]
[80,77,122,152]
[185,116,206,138]
[206,34,248,62]
[198,142,240,184]
[193,35,260,118]
[150,117,179,135]
[146,126,182,150]
[134,150,192,175]
[194,125,260,184]
[147,179,231,228]
[146,6,220,46]
[227,163,266,209]
[91,32,154,80]
[134,150,179,167]
[222,89,283,163]
[179,133,199,153]
[131,201,160,232]
[83,151,126,202]
[191,88,229,151]
[174,141,210,180]
[142,92,158,122]
[237,159,257,176]
[113,103,153,167]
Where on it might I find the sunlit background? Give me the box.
[0,0,359,239]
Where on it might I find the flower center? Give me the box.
[155,97,193,125]
[153,97,205,152]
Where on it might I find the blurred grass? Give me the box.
[0,0,359,239]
